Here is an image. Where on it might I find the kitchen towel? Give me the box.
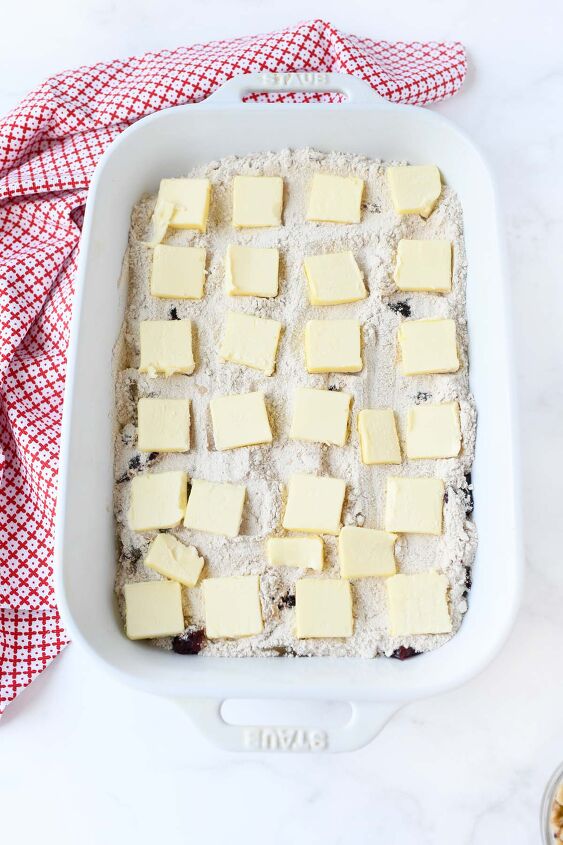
[0,18,466,716]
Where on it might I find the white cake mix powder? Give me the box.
[114,148,477,659]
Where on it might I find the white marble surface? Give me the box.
[1,1,562,842]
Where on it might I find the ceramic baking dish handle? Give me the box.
[201,71,386,107]
[178,698,402,753]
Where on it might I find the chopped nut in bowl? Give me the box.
[541,762,563,843]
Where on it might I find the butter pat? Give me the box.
[290,387,351,446]
[137,398,190,453]
[283,474,346,536]
[144,533,204,586]
[226,245,279,297]
[266,536,324,572]
[124,581,185,640]
[357,408,401,465]
[338,526,397,578]
[203,575,263,638]
[184,479,246,537]
[305,320,362,373]
[210,391,272,450]
[386,572,452,635]
[157,178,211,232]
[139,320,195,377]
[295,578,353,638]
[129,471,187,531]
[406,402,462,459]
[398,319,459,375]
[384,476,444,535]
[394,240,451,293]
[387,165,441,218]
[306,173,364,223]
[303,251,367,305]
[232,175,283,228]
[219,311,282,376]
[151,245,206,299]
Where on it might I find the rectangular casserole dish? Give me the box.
[54,72,522,752]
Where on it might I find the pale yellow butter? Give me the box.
[144,533,204,587]
[306,173,364,223]
[184,478,246,537]
[139,320,195,377]
[398,319,459,375]
[295,578,353,638]
[386,571,452,635]
[266,536,324,571]
[357,408,401,465]
[128,471,187,532]
[225,245,279,297]
[283,474,346,536]
[387,165,441,218]
[232,175,283,228]
[406,402,462,459]
[157,178,211,232]
[137,398,190,453]
[151,245,206,299]
[394,240,451,293]
[289,387,351,446]
[338,526,397,579]
[219,311,282,376]
[124,580,185,640]
[305,320,362,373]
[303,251,367,305]
[384,476,444,536]
[210,391,272,450]
[203,575,263,638]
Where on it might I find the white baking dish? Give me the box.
[54,72,522,752]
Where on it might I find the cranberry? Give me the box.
[391,646,421,661]
[172,629,205,655]
[388,300,411,317]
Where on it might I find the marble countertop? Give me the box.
[1,1,562,843]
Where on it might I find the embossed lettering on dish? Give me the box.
[243,726,328,751]
[260,72,329,89]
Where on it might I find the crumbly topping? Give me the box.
[114,148,477,659]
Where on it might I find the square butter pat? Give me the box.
[266,536,324,572]
[210,391,272,450]
[184,479,246,537]
[283,474,346,536]
[219,311,282,376]
[394,240,451,293]
[398,319,459,375]
[232,176,283,228]
[290,387,351,446]
[203,575,263,639]
[151,245,206,299]
[305,320,362,373]
[306,173,364,223]
[226,245,279,297]
[384,476,444,536]
[303,251,367,305]
[339,526,397,579]
[139,320,195,377]
[387,165,441,218]
[129,471,187,531]
[295,578,353,638]
[386,572,452,635]
[124,581,184,640]
[137,398,190,453]
[144,533,204,587]
[406,402,461,459]
[157,178,211,232]
[358,408,401,465]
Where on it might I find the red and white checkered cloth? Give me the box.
[0,18,466,716]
